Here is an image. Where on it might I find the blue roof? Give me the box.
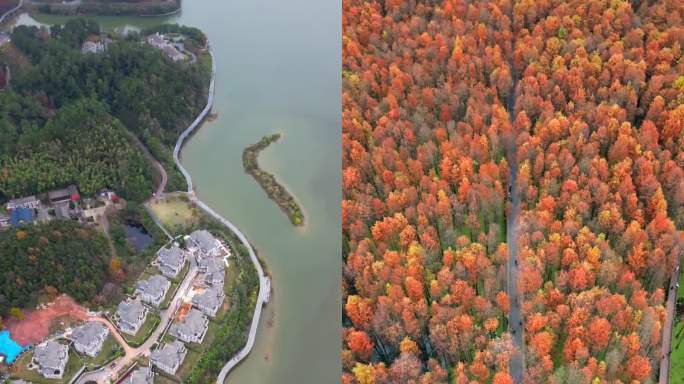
[10,207,34,227]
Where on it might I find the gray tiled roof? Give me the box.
[170,309,208,342]
[124,367,153,384]
[198,257,224,273]
[116,300,147,324]
[71,321,108,349]
[189,230,219,253]
[136,275,170,298]
[192,287,224,312]
[33,340,68,371]
[151,340,186,370]
[157,245,185,269]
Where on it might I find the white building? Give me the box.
[32,340,69,379]
[169,308,209,344]
[123,366,154,384]
[150,340,187,375]
[135,275,170,307]
[70,321,109,357]
[191,287,225,317]
[186,230,224,259]
[114,300,148,336]
[155,244,187,279]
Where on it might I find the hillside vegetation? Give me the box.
[0,221,109,317]
[0,19,210,202]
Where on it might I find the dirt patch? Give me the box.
[4,295,89,345]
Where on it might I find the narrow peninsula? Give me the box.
[243,134,304,226]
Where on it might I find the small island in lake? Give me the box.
[243,134,304,226]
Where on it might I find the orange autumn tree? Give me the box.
[343,0,683,383]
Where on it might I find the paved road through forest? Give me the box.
[659,267,680,384]
[506,63,524,382]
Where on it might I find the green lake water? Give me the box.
[7,1,341,382]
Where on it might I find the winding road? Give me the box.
[125,130,167,197]
[659,267,680,384]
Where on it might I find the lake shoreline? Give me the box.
[171,47,271,383]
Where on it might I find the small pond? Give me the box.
[123,223,153,252]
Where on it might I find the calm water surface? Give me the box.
[9,1,341,382]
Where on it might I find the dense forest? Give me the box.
[0,220,109,317]
[342,0,683,383]
[0,19,210,201]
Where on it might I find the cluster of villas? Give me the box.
[78,32,191,63]
[115,229,231,379]
[18,229,230,381]
[0,185,120,230]
[25,321,110,380]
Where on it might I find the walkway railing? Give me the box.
[170,47,270,384]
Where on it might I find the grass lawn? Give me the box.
[155,374,181,384]
[158,280,180,310]
[678,269,684,300]
[671,321,684,383]
[173,288,233,381]
[123,311,161,347]
[224,260,238,296]
[147,197,200,235]
[11,347,84,384]
[170,261,190,284]
[83,334,123,370]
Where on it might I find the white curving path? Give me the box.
[0,0,23,25]
[171,48,270,384]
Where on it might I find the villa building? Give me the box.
[32,340,69,379]
[135,275,170,307]
[123,366,154,384]
[114,300,148,336]
[146,33,185,62]
[81,41,105,55]
[186,230,223,259]
[191,287,225,317]
[70,321,109,358]
[155,245,187,278]
[169,308,209,344]
[198,257,225,287]
[150,340,187,375]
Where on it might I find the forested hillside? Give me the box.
[342,0,683,383]
[0,19,210,201]
[0,221,109,317]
